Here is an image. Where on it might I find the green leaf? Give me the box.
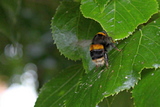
[98,90,133,107]
[66,18,160,106]
[80,0,159,39]
[51,1,102,72]
[36,18,160,106]
[132,68,160,107]
[34,65,84,107]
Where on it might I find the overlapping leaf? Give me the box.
[133,68,160,107]
[80,0,158,39]
[51,1,102,72]
[39,0,160,106]
[51,0,159,72]
[35,15,160,107]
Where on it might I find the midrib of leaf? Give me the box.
[131,29,143,68]
[110,52,123,91]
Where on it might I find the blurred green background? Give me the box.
[0,0,78,90]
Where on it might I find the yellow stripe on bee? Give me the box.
[97,32,106,36]
[90,44,104,51]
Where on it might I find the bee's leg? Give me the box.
[104,53,109,67]
[108,37,121,51]
[110,43,121,51]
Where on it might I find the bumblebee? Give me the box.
[90,31,120,67]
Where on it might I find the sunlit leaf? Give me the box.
[80,0,159,39]
[132,68,160,107]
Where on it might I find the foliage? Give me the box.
[35,0,160,107]
[0,0,159,107]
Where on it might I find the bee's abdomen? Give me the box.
[90,49,104,60]
[90,44,105,66]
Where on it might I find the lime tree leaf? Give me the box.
[35,18,160,106]
[65,18,160,107]
[34,65,84,107]
[80,0,159,39]
[132,68,160,107]
[51,1,102,72]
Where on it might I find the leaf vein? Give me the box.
[41,69,81,106]
[127,0,146,20]
[143,35,160,47]
[140,44,158,60]
[131,30,143,68]
[117,0,136,24]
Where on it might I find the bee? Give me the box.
[90,31,120,67]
